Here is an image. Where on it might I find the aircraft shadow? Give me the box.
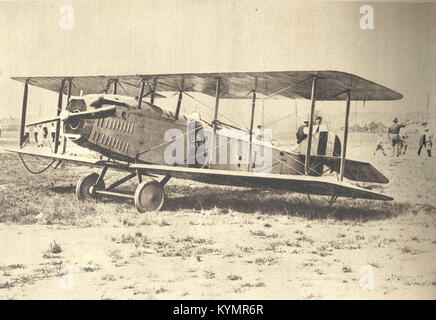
[163,185,417,221]
[48,183,429,222]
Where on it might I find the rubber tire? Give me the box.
[134,180,165,213]
[76,173,105,200]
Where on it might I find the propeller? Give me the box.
[26,106,117,153]
[26,106,117,127]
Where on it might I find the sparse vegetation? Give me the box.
[227,274,242,281]
[1,138,436,299]
[47,241,62,254]
[342,266,352,273]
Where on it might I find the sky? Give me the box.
[0,0,435,131]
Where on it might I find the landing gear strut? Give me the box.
[75,165,170,212]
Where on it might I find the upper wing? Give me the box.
[11,70,402,101]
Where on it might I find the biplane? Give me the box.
[6,71,402,212]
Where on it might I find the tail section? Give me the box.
[318,156,389,184]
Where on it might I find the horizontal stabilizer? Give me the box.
[319,156,389,184]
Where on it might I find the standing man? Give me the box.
[388,117,406,157]
[400,134,408,155]
[296,119,309,144]
[314,115,327,133]
[50,122,56,143]
[34,125,40,146]
[423,128,432,157]
[418,123,427,156]
[253,125,263,141]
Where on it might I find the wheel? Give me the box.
[134,180,165,213]
[76,173,105,200]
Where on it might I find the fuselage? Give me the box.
[64,94,340,177]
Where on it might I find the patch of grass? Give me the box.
[254,257,277,266]
[204,270,215,279]
[241,282,266,288]
[121,233,136,244]
[47,240,62,254]
[236,245,254,253]
[109,249,123,261]
[342,266,352,273]
[42,253,60,259]
[400,246,413,254]
[101,274,116,281]
[227,274,242,281]
[284,240,301,248]
[155,287,168,294]
[295,235,314,244]
[0,282,14,289]
[159,219,170,227]
[312,245,332,257]
[81,261,100,273]
[265,241,286,252]
[7,264,24,270]
[250,230,278,238]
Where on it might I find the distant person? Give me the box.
[253,125,263,141]
[37,125,44,147]
[33,125,40,146]
[314,115,327,133]
[23,127,30,145]
[296,120,309,144]
[399,134,408,155]
[42,125,48,139]
[388,117,406,157]
[418,123,428,156]
[373,133,387,156]
[424,128,432,157]
[50,123,56,143]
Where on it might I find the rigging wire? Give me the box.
[19,153,56,174]
[181,91,243,129]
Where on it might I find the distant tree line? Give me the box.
[342,121,387,133]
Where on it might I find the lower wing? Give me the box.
[6,148,392,201]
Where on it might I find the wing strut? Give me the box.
[209,77,221,166]
[340,89,351,181]
[112,78,118,94]
[305,75,317,175]
[137,78,146,109]
[174,78,184,120]
[247,77,258,171]
[61,78,73,154]
[150,78,157,104]
[19,79,29,148]
[54,79,65,153]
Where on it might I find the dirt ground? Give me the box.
[0,132,435,299]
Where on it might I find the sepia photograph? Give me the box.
[0,0,435,302]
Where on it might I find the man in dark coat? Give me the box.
[296,120,309,144]
[388,118,406,157]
